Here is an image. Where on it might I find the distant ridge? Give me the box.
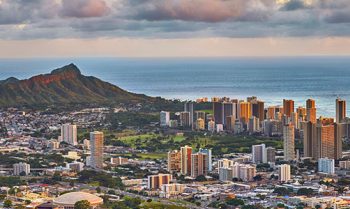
[0,63,157,107]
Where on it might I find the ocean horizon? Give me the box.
[1,56,350,117]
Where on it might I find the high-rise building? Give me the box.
[267,106,276,120]
[228,163,256,182]
[306,99,316,123]
[195,111,206,121]
[342,118,350,142]
[208,120,215,132]
[278,164,291,182]
[263,147,276,163]
[225,116,235,131]
[167,150,181,173]
[213,102,223,124]
[306,98,316,109]
[179,112,190,127]
[334,123,344,160]
[222,102,236,126]
[248,116,259,134]
[296,106,306,121]
[252,144,265,163]
[283,124,295,161]
[240,102,252,125]
[160,111,170,127]
[304,117,342,160]
[219,167,233,182]
[13,162,30,176]
[283,99,294,117]
[234,120,243,134]
[218,159,234,168]
[184,102,194,128]
[290,112,299,129]
[336,98,346,123]
[199,148,212,171]
[148,174,172,190]
[160,183,185,198]
[339,161,350,170]
[317,118,335,159]
[303,121,318,159]
[252,100,265,122]
[239,165,256,182]
[61,124,77,145]
[318,158,335,174]
[90,131,104,169]
[180,146,192,175]
[191,152,208,178]
[195,118,205,130]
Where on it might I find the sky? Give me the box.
[1,0,350,57]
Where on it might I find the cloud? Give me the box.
[280,0,307,11]
[123,0,274,23]
[324,10,350,23]
[0,0,350,40]
[60,0,110,18]
[0,0,59,24]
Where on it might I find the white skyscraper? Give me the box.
[318,158,335,174]
[252,144,265,163]
[160,111,170,127]
[61,124,77,145]
[283,123,295,161]
[278,164,291,182]
[263,147,276,163]
[90,131,104,169]
[13,162,30,176]
[199,148,212,171]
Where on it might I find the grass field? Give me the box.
[202,109,214,114]
[110,131,284,156]
[119,133,157,142]
[173,135,186,142]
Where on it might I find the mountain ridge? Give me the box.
[0,63,156,107]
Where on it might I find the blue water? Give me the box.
[0,57,349,117]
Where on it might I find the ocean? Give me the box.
[0,56,349,117]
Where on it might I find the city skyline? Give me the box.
[2,1,350,208]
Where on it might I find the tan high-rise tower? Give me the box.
[303,121,318,159]
[283,123,295,161]
[317,118,335,159]
[180,146,192,175]
[252,100,265,122]
[191,152,208,178]
[336,98,346,123]
[240,102,252,125]
[283,99,294,117]
[90,131,104,169]
[306,99,316,123]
